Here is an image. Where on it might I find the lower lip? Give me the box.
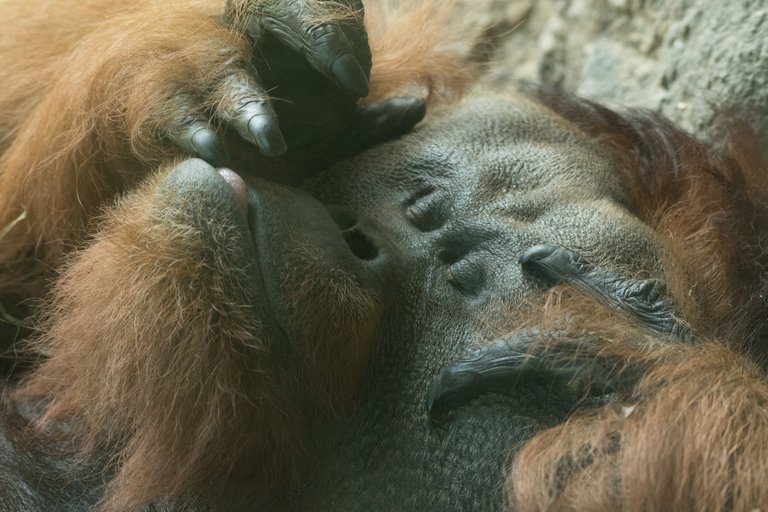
[218,168,249,219]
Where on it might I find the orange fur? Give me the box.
[0,1,239,299]
[508,91,768,511]
[526,89,768,355]
[0,1,472,509]
[0,0,471,305]
[5,1,765,510]
[16,162,383,510]
[508,293,768,512]
[365,0,475,104]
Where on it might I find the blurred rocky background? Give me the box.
[457,0,768,142]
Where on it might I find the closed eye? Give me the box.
[446,258,486,296]
[404,186,450,232]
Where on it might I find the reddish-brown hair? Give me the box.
[527,85,768,357]
[0,1,476,509]
[0,0,474,302]
[509,86,768,511]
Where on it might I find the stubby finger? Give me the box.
[519,244,690,339]
[426,335,620,425]
[341,97,427,154]
[215,72,287,157]
[426,339,531,424]
[519,244,595,286]
[170,121,230,167]
[261,10,369,97]
[304,23,369,97]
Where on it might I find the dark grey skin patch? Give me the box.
[292,94,667,511]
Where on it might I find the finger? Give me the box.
[426,339,530,424]
[170,121,230,168]
[164,92,230,166]
[214,71,287,157]
[519,245,690,339]
[426,336,616,425]
[302,23,369,96]
[260,5,370,97]
[341,97,427,154]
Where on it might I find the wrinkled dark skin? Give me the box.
[283,97,667,511]
[169,0,425,169]
[425,334,620,426]
[1,89,669,510]
[0,2,680,510]
[227,0,371,96]
[235,0,428,168]
[426,244,691,424]
[520,244,690,340]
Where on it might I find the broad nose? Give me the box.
[326,207,395,265]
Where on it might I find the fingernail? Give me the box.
[402,98,427,125]
[380,97,427,128]
[519,244,558,265]
[191,129,230,167]
[248,115,287,157]
[331,53,369,97]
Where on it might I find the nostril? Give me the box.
[326,206,358,231]
[343,229,379,261]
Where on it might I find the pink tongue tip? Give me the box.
[218,168,248,219]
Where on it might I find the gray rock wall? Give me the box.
[462,0,768,141]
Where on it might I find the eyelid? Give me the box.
[405,193,449,232]
[445,257,486,295]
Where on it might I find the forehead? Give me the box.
[311,93,661,276]
[316,94,624,201]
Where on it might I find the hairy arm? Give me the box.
[427,245,768,512]
[0,0,424,300]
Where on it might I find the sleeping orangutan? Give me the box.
[0,0,767,511]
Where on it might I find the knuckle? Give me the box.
[217,73,266,110]
[303,23,339,47]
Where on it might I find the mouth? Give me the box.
[214,166,385,346]
[208,167,293,347]
[217,168,249,220]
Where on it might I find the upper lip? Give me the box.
[220,171,387,348]
[243,183,294,348]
